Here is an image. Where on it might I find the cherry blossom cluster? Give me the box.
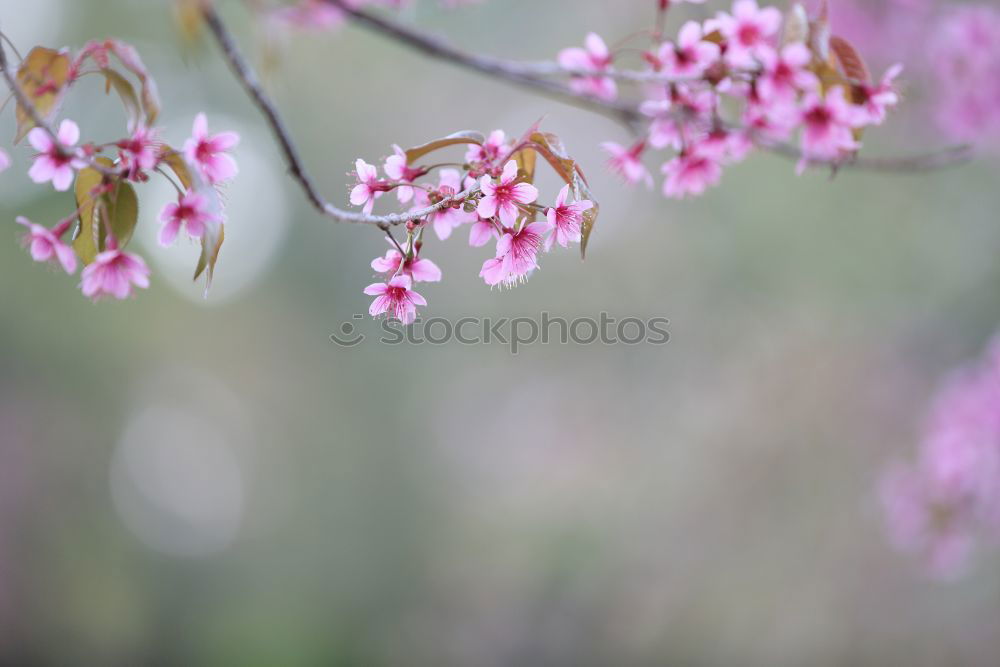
[2,38,239,301]
[349,129,593,324]
[880,337,1000,578]
[557,0,902,199]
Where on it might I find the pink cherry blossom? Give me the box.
[117,124,161,180]
[558,33,617,101]
[383,144,424,203]
[183,113,239,185]
[797,86,861,164]
[350,158,383,215]
[601,141,653,188]
[27,119,86,192]
[80,247,151,301]
[714,0,782,68]
[465,129,508,165]
[468,217,498,248]
[544,184,593,251]
[158,191,220,247]
[655,21,720,79]
[853,64,903,126]
[757,43,816,101]
[412,168,474,240]
[480,222,546,287]
[661,148,723,199]
[370,240,442,282]
[16,216,76,274]
[477,160,538,226]
[364,274,426,324]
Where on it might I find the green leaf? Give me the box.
[13,46,72,143]
[160,148,195,190]
[72,159,139,264]
[404,130,484,164]
[99,68,142,132]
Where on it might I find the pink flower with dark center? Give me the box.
[601,141,653,188]
[80,247,150,301]
[350,158,383,215]
[364,274,426,324]
[797,86,861,163]
[656,21,720,79]
[465,129,508,165]
[713,0,782,68]
[477,160,538,226]
[383,144,424,203]
[757,43,816,101]
[117,125,161,180]
[183,113,239,185]
[479,222,547,287]
[27,119,86,191]
[370,240,442,283]
[544,184,593,251]
[158,191,220,246]
[558,33,618,101]
[16,216,76,274]
[661,148,723,199]
[853,64,903,126]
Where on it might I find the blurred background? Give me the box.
[2,0,1000,664]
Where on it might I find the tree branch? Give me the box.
[201,5,477,229]
[324,0,973,173]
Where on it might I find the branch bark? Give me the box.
[202,5,477,229]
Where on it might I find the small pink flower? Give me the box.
[350,159,382,215]
[412,168,474,240]
[601,141,653,188]
[364,274,426,324]
[16,216,76,274]
[183,113,239,185]
[853,64,903,126]
[480,222,547,287]
[477,160,538,226]
[27,119,86,191]
[544,184,593,251]
[468,217,498,248]
[797,86,862,164]
[383,144,424,203]
[558,33,617,101]
[655,21,720,79]
[0,148,10,172]
[370,240,442,283]
[465,129,508,165]
[80,247,150,301]
[117,125,161,180]
[714,0,782,68]
[757,43,816,101]
[158,191,220,247]
[661,148,723,199]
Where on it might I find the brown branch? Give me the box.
[325,0,973,173]
[201,5,476,229]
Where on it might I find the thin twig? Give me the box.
[325,0,973,173]
[201,5,476,229]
